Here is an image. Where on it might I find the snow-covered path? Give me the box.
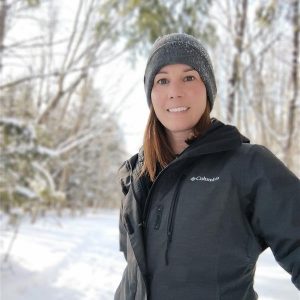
[1,210,126,300]
[1,210,299,300]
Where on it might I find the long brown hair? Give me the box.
[141,103,211,181]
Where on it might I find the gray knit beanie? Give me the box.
[144,33,217,109]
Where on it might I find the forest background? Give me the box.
[1,0,299,225]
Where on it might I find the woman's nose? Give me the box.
[168,82,183,99]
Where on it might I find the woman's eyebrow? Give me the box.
[156,71,168,75]
[156,68,195,75]
[184,67,196,72]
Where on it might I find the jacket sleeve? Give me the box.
[248,145,300,289]
[118,161,131,261]
[117,154,139,261]
[118,200,127,260]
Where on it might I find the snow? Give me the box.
[1,210,299,300]
[0,117,25,128]
[15,185,37,200]
[35,145,59,158]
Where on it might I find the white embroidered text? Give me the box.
[190,176,220,182]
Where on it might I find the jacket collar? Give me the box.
[124,119,250,184]
[177,118,250,160]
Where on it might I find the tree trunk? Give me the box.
[227,0,248,123]
[0,0,7,70]
[284,0,299,167]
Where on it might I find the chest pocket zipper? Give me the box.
[154,205,164,230]
[165,173,186,265]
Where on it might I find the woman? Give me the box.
[115,33,300,300]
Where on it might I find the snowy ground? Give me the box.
[1,209,299,300]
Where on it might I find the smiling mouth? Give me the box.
[167,107,189,113]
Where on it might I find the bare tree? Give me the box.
[0,0,131,224]
[0,0,7,69]
[227,0,248,123]
[284,0,299,167]
[210,0,299,175]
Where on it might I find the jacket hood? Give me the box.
[126,119,250,178]
[177,118,250,160]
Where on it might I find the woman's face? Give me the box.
[151,63,207,139]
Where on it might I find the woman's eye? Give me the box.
[184,75,195,82]
[157,78,168,85]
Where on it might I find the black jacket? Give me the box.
[115,120,300,300]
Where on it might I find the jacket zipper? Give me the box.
[142,155,194,229]
[165,174,186,265]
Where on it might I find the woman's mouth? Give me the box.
[167,106,189,113]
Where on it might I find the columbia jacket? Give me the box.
[115,120,300,300]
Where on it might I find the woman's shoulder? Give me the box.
[119,148,144,178]
[237,143,284,163]
[117,153,138,196]
[235,143,298,179]
[118,149,146,195]
[119,153,138,178]
[235,142,278,159]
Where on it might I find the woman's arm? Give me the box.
[117,154,139,260]
[248,145,300,289]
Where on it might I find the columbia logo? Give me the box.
[190,176,220,182]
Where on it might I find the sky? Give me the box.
[100,56,149,156]
[57,0,151,156]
